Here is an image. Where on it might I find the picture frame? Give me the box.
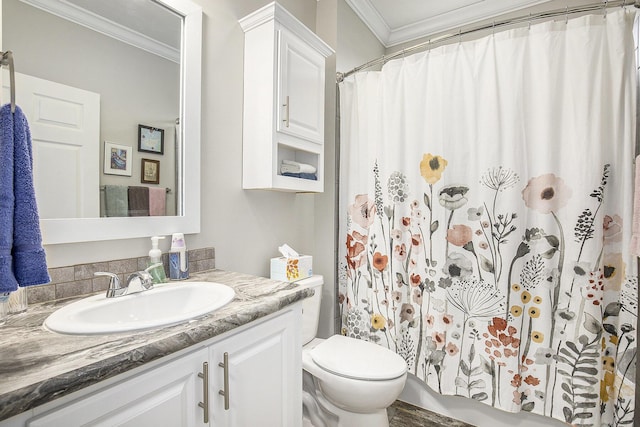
[104,142,132,176]
[138,124,164,154]
[141,158,160,184]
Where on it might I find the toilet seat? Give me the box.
[308,335,407,381]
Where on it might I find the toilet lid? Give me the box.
[309,335,407,381]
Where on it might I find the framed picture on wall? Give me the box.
[104,141,132,176]
[141,158,160,184]
[138,124,164,154]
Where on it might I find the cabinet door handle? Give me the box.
[218,352,230,410]
[198,362,210,423]
[282,95,290,127]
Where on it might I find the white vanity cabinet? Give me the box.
[209,306,301,426]
[26,348,209,427]
[5,305,302,427]
[240,2,334,192]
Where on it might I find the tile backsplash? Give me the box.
[28,247,215,304]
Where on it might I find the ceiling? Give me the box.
[19,0,181,61]
[64,0,181,48]
[345,0,552,48]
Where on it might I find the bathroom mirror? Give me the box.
[0,0,202,244]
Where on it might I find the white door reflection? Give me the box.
[3,71,100,219]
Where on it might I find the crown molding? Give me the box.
[20,0,180,63]
[343,0,390,47]
[240,2,334,57]
[347,0,552,48]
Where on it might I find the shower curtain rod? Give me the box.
[337,0,640,82]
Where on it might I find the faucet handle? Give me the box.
[126,271,154,291]
[94,272,122,298]
[139,271,153,290]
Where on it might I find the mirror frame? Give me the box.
[25,0,202,244]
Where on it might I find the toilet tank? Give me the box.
[296,275,324,345]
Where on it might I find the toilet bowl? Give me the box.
[298,276,407,427]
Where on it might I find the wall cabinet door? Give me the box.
[277,27,326,145]
[27,349,208,427]
[209,308,301,427]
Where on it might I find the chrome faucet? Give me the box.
[94,271,154,298]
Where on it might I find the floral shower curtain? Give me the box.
[338,10,638,426]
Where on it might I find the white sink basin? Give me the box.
[44,281,235,335]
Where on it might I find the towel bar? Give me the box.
[0,51,15,113]
[100,186,172,193]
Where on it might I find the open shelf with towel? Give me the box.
[240,2,333,193]
[274,141,322,192]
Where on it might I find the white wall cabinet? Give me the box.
[7,306,302,427]
[277,27,326,144]
[240,2,333,192]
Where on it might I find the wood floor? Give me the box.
[303,399,475,426]
[388,400,476,427]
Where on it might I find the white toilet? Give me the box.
[298,276,407,427]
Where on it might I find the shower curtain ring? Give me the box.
[565,6,569,24]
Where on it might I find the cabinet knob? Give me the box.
[218,352,230,410]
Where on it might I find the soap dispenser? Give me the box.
[147,236,167,284]
[169,233,189,280]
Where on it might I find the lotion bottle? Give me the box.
[169,233,189,280]
[147,236,167,284]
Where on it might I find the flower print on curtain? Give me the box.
[338,10,637,426]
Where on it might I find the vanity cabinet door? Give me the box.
[276,26,326,145]
[27,348,208,427]
[209,307,302,427]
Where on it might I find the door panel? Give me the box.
[2,70,100,219]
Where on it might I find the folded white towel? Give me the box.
[281,160,316,174]
[281,164,300,174]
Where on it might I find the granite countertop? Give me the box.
[0,270,313,422]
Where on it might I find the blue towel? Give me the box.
[0,104,50,293]
[282,172,317,181]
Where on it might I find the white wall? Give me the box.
[314,0,337,338]
[336,0,384,74]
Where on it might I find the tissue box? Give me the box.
[270,255,313,282]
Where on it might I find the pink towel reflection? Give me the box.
[149,187,166,216]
